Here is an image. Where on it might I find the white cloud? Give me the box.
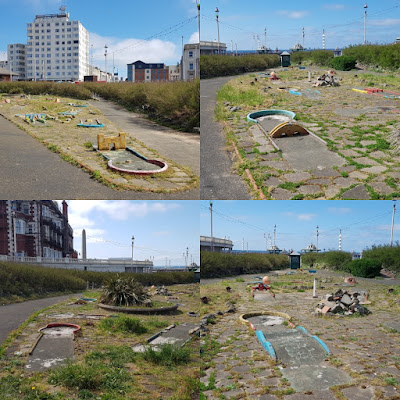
[277,10,309,19]
[323,4,345,10]
[89,32,179,78]
[189,32,199,43]
[298,214,316,221]
[327,207,352,215]
[369,19,400,27]
[282,212,316,221]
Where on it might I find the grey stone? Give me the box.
[298,185,322,195]
[325,185,341,199]
[334,177,358,188]
[349,170,368,180]
[341,386,374,400]
[311,168,341,178]
[360,165,387,174]
[369,150,388,159]
[341,185,371,200]
[360,140,376,146]
[264,177,282,187]
[264,160,292,171]
[307,178,331,185]
[340,149,362,157]
[282,172,312,183]
[271,188,293,200]
[338,165,356,173]
[387,171,400,180]
[353,157,379,166]
[258,144,275,153]
[370,182,394,194]
[340,294,353,306]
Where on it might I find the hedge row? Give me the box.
[362,244,400,272]
[200,54,280,79]
[200,251,289,278]
[0,261,194,301]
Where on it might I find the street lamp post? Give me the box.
[210,201,213,252]
[131,235,135,271]
[104,45,108,82]
[390,201,396,246]
[197,1,200,42]
[316,225,319,253]
[364,3,368,45]
[215,7,220,55]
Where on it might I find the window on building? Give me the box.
[56,35,59,38]
[189,63,194,70]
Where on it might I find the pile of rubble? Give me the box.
[315,289,371,316]
[314,70,340,87]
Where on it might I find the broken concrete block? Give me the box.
[321,306,331,314]
[340,294,353,306]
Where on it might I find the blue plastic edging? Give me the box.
[255,330,277,360]
[77,123,105,128]
[246,109,296,123]
[297,326,330,355]
[311,335,331,354]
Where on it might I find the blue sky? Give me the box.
[200,201,399,253]
[0,0,199,78]
[63,201,199,267]
[201,1,400,50]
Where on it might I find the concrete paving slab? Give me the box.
[26,334,74,372]
[253,292,278,302]
[132,322,197,352]
[246,315,285,329]
[281,365,351,392]
[262,330,328,366]
[273,136,345,171]
[341,386,374,400]
[385,321,400,332]
[341,185,371,199]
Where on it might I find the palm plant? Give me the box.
[100,275,152,307]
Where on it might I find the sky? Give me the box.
[201,0,400,51]
[0,0,200,78]
[60,201,200,267]
[200,200,399,253]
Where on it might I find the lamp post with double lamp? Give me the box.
[215,7,220,55]
[210,201,213,252]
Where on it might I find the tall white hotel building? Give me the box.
[25,9,89,81]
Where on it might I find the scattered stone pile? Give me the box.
[200,302,237,335]
[314,71,340,87]
[223,102,242,113]
[316,289,371,316]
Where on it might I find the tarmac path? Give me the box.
[92,100,200,177]
[0,113,199,199]
[0,293,80,345]
[200,77,251,200]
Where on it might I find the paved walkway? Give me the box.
[200,77,251,199]
[0,114,199,199]
[0,293,80,344]
[201,272,400,399]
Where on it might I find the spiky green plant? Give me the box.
[100,275,152,307]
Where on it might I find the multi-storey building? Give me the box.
[7,43,26,80]
[168,64,180,81]
[0,201,76,259]
[182,43,200,81]
[25,8,89,81]
[127,60,169,82]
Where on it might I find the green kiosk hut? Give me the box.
[280,51,291,67]
[289,251,301,269]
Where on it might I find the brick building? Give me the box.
[127,60,168,82]
[0,200,76,258]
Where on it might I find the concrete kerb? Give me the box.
[239,311,293,329]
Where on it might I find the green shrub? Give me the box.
[347,259,382,278]
[362,244,400,272]
[141,343,191,366]
[200,252,288,278]
[311,50,334,66]
[100,275,151,307]
[331,56,357,71]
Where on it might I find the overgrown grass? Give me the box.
[0,79,200,132]
[99,315,149,335]
[49,359,131,391]
[0,261,195,303]
[141,343,191,367]
[200,54,280,78]
[217,84,264,106]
